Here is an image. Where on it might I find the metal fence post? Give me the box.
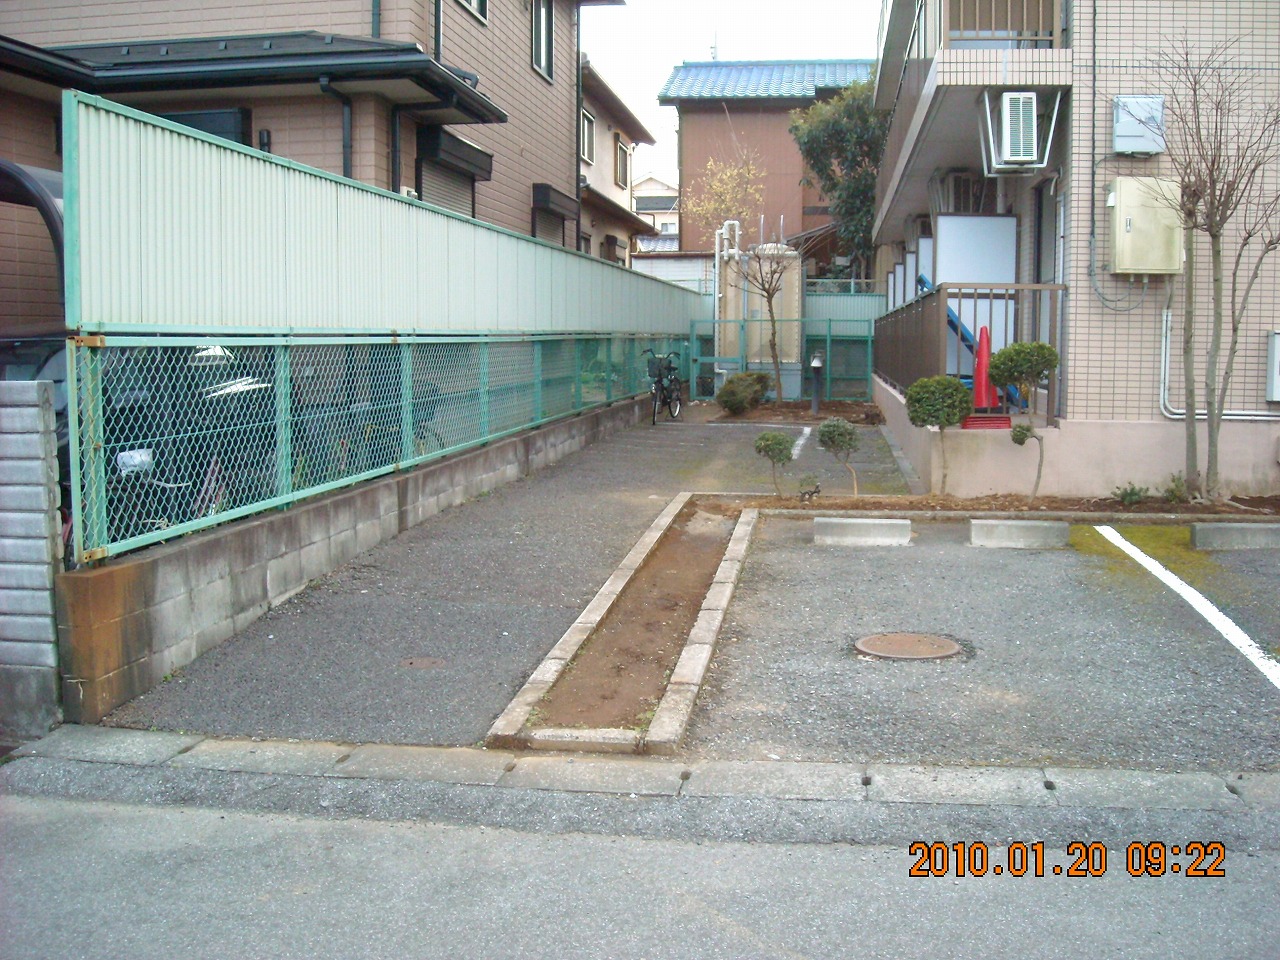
[72,340,108,562]
[825,320,834,401]
[604,338,613,403]
[399,341,414,461]
[573,339,583,411]
[532,340,544,421]
[479,341,491,436]
[274,344,294,497]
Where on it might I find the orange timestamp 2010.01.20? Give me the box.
[908,841,1227,878]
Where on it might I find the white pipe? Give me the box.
[1159,308,1280,421]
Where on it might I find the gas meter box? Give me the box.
[1108,177,1182,274]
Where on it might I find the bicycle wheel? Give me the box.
[667,385,682,419]
[651,384,660,425]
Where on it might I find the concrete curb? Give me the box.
[485,493,692,752]
[969,519,1070,548]
[814,517,912,546]
[1191,522,1280,550]
[11,725,1279,813]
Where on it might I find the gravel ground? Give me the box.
[683,518,1280,772]
[105,410,858,745]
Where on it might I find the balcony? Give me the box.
[874,282,1066,422]
[874,0,1071,245]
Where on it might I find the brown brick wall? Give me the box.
[677,101,818,253]
[0,90,64,336]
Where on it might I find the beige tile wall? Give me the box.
[1065,0,1280,422]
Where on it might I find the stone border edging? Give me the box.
[644,508,758,755]
[485,492,693,752]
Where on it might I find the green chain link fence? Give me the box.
[69,332,682,563]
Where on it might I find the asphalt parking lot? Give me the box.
[686,517,1280,773]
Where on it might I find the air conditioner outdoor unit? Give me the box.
[1000,92,1038,164]
[399,187,419,200]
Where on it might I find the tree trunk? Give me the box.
[845,463,859,497]
[938,427,948,496]
[1032,434,1044,499]
[1182,225,1201,496]
[1205,230,1225,499]
[766,297,782,402]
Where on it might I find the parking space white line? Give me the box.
[1094,525,1280,691]
[790,427,811,461]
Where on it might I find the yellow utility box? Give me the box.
[1108,177,1183,274]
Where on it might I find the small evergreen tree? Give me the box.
[754,431,794,497]
[905,376,972,495]
[817,417,860,496]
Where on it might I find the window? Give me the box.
[532,0,553,79]
[614,133,630,189]
[660,221,677,235]
[578,232,592,254]
[457,0,487,19]
[580,110,595,164]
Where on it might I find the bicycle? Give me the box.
[642,349,682,425]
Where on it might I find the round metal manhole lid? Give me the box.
[854,633,963,660]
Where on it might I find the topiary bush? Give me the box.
[817,417,860,496]
[905,375,973,495]
[988,341,1060,415]
[754,430,794,496]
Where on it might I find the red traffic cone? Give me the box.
[972,326,998,411]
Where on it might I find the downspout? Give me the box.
[319,77,353,179]
[433,0,443,61]
[575,12,584,251]
[371,0,381,38]
[391,104,404,193]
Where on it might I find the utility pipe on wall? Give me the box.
[319,77,353,179]
[1159,308,1280,422]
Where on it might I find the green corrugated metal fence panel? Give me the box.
[63,91,698,337]
[68,333,679,563]
[803,293,886,323]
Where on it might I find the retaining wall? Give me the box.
[0,381,63,740]
[55,397,647,725]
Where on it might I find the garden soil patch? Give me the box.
[532,501,737,731]
[712,400,885,425]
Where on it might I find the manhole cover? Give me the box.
[854,633,963,660]
[399,657,447,669]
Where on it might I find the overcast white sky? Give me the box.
[580,0,884,185]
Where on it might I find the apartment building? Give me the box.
[0,0,623,246]
[872,0,1280,496]
[658,59,872,261]
[578,55,656,266]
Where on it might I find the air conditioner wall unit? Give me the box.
[399,187,419,200]
[1000,92,1038,164]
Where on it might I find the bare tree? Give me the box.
[1157,37,1280,499]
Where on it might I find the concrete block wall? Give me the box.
[55,398,646,725]
[0,381,62,740]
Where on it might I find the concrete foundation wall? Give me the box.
[875,376,1280,498]
[0,381,62,740]
[55,398,647,725]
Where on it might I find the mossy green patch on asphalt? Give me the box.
[1067,525,1145,579]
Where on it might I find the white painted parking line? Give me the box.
[1095,525,1280,691]
[790,426,811,460]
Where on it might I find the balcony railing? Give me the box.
[874,282,1065,422]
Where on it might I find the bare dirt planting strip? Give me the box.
[485,494,757,754]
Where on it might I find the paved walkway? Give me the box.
[102,409,903,745]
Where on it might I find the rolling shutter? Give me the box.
[418,161,473,217]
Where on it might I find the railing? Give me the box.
[874,282,1065,420]
[68,332,682,563]
[945,0,1061,48]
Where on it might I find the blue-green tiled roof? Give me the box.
[658,60,872,102]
